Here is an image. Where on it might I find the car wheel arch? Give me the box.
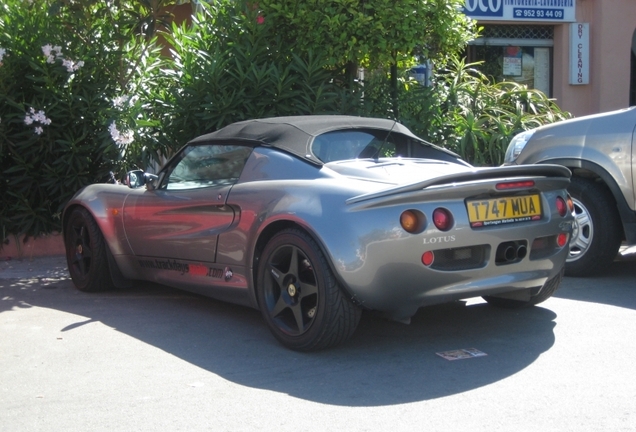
[62,203,93,235]
[62,203,108,248]
[536,158,635,229]
[62,203,131,289]
[250,220,349,308]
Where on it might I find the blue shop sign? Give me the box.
[463,0,576,22]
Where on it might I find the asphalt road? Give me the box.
[1,254,635,431]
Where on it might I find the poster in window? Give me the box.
[503,46,523,77]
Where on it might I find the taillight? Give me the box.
[400,210,425,234]
[422,251,434,266]
[557,233,568,247]
[567,195,574,212]
[433,208,453,231]
[556,196,567,217]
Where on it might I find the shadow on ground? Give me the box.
[1,275,558,406]
[554,254,636,310]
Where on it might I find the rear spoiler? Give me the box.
[346,164,571,205]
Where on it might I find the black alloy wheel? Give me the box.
[257,228,361,351]
[64,207,114,292]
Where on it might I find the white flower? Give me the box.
[42,44,62,64]
[109,121,134,145]
[0,47,6,63]
[42,44,82,72]
[24,107,52,131]
[61,58,74,72]
[112,96,129,107]
[63,58,84,72]
[61,58,84,72]
[33,110,51,125]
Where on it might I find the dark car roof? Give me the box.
[188,115,424,166]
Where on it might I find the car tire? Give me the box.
[64,207,115,292]
[257,228,362,351]
[482,268,563,308]
[565,176,622,277]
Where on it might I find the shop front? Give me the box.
[463,0,636,117]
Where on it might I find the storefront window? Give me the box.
[467,25,553,97]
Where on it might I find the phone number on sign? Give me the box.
[513,8,564,19]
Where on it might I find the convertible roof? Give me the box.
[188,115,423,166]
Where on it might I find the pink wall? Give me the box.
[553,0,636,116]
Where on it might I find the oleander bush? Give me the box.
[0,0,344,241]
[0,0,166,239]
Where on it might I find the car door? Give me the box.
[123,143,253,263]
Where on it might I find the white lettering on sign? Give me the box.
[464,0,503,13]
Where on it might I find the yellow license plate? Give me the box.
[466,195,542,227]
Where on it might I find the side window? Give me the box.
[160,144,253,191]
[312,130,397,163]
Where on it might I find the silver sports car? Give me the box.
[63,115,574,351]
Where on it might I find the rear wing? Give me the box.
[346,164,571,205]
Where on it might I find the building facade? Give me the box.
[464,0,636,117]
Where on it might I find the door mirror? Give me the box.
[127,170,145,188]
[127,170,158,190]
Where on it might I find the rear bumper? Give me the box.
[336,224,570,320]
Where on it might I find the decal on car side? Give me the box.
[138,259,226,279]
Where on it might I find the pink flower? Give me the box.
[256,15,265,24]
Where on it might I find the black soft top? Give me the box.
[188,115,424,166]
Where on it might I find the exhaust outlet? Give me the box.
[504,246,517,261]
[516,245,527,260]
[496,240,528,265]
